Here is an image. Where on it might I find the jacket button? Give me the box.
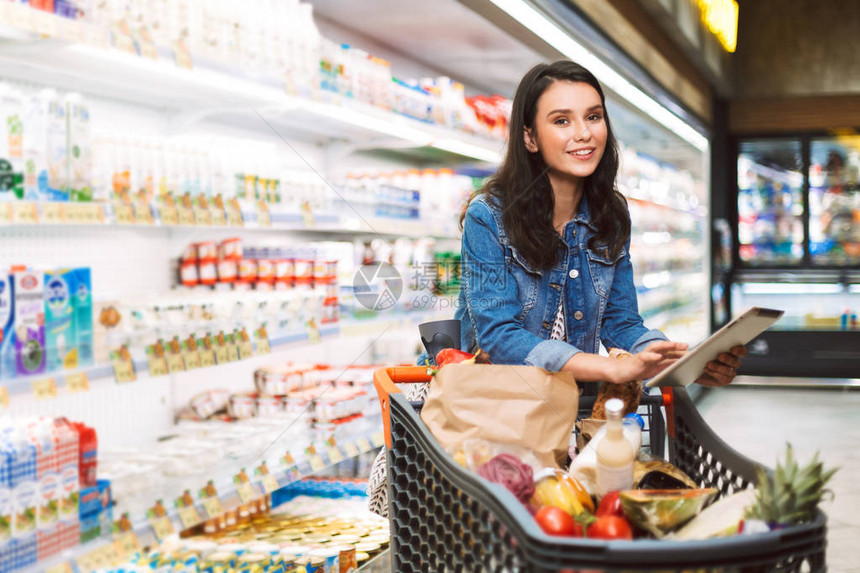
[573,311,584,320]
[568,269,580,279]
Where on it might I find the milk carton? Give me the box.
[0,84,25,201]
[13,271,46,377]
[0,274,13,379]
[72,268,93,367]
[23,89,67,202]
[5,425,38,570]
[44,269,77,372]
[66,94,92,202]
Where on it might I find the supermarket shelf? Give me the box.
[358,548,392,572]
[0,4,502,164]
[0,203,460,240]
[32,424,387,572]
[0,309,444,400]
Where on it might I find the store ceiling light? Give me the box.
[741,283,844,295]
[488,0,709,152]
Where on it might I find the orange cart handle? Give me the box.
[374,366,432,448]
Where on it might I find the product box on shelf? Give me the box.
[66,94,92,202]
[0,83,25,201]
[13,270,46,377]
[0,273,13,380]
[44,269,78,372]
[73,267,93,367]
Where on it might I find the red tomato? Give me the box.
[588,515,633,540]
[434,348,475,366]
[534,506,576,536]
[595,491,624,518]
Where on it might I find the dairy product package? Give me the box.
[44,269,78,372]
[13,271,46,376]
[73,268,94,367]
[0,273,13,379]
[0,84,25,201]
[66,94,92,202]
[23,89,68,202]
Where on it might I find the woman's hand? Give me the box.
[607,341,688,384]
[694,345,748,387]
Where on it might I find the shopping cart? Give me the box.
[373,366,827,572]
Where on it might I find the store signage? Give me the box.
[698,0,738,52]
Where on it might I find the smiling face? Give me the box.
[524,80,607,189]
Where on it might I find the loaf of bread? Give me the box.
[590,348,642,419]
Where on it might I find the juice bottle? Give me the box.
[595,398,634,496]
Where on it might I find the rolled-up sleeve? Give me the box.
[462,201,581,370]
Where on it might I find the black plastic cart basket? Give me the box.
[373,366,827,573]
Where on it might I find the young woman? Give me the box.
[452,60,746,388]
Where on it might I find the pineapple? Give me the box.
[746,444,837,527]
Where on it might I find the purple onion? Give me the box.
[478,453,535,505]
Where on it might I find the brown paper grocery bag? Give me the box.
[420,364,579,468]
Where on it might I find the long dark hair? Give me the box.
[463,61,629,271]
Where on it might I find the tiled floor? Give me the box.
[695,381,860,573]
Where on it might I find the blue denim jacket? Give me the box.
[450,194,666,371]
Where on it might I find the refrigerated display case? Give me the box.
[726,136,860,378]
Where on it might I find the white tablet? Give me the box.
[645,307,784,388]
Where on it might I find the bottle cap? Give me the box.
[605,398,624,416]
[624,413,645,430]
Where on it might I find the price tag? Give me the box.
[210,207,226,226]
[177,505,201,529]
[356,437,372,453]
[326,446,344,465]
[193,207,211,226]
[166,353,184,374]
[238,341,254,360]
[112,359,136,383]
[201,496,223,519]
[227,205,244,226]
[132,201,153,224]
[150,516,174,541]
[214,346,229,364]
[255,336,271,355]
[300,199,315,227]
[46,562,74,573]
[371,431,386,448]
[182,350,201,370]
[12,202,38,224]
[257,209,271,227]
[305,319,322,344]
[262,473,280,494]
[159,205,179,226]
[199,349,215,368]
[114,204,134,224]
[0,204,11,224]
[101,544,122,566]
[41,203,65,224]
[147,356,168,377]
[237,482,257,504]
[308,454,325,473]
[114,532,140,559]
[65,372,89,393]
[66,203,105,224]
[343,441,359,458]
[177,207,195,226]
[0,386,9,409]
[32,378,57,400]
[227,341,240,362]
